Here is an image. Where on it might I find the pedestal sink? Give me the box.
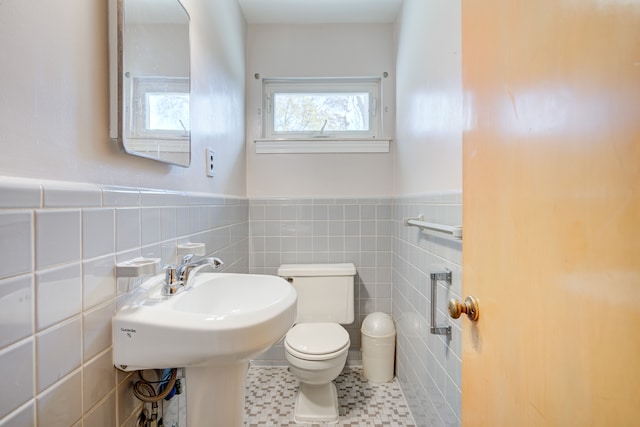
[113,272,297,426]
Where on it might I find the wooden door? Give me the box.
[461,0,640,425]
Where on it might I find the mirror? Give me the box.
[109,0,191,167]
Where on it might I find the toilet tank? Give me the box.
[278,263,356,324]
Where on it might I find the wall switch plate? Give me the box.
[206,148,215,177]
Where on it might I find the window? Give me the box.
[263,78,381,140]
[129,77,190,139]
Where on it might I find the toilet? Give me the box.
[278,263,356,423]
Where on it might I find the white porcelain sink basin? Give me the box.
[113,272,297,370]
[113,272,297,426]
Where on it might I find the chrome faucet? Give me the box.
[163,254,224,295]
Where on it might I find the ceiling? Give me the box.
[237,0,403,24]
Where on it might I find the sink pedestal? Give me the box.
[185,361,249,427]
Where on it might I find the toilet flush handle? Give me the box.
[448,296,480,321]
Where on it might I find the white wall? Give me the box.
[185,0,247,196]
[392,0,463,425]
[245,24,395,198]
[0,0,247,197]
[394,0,462,195]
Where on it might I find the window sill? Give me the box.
[126,138,189,153]
[254,138,390,154]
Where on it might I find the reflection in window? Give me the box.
[130,77,189,138]
[263,78,380,139]
[273,92,370,133]
[147,92,189,132]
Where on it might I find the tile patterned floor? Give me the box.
[244,366,416,426]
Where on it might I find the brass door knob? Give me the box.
[448,296,480,321]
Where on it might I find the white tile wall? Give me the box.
[160,207,177,241]
[249,197,393,365]
[393,193,463,427]
[42,181,102,208]
[36,317,82,393]
[0,178,41,209]
[102,186,140,207]
[141,207,161,246]
[83,301,116,362]
[35,209,81,269]
[35,263,82,331]
[82,350,115,413]
[0,176,249,426]
[82,256,116,310]
[0,212,33,278]
[82,209,115,258]
[0,402,34,427]
[0,175,464,426]
[0,340,34,419]
[36,370,83,426]
[82,392,115,427]
[115,208,140,252]
[0,275,33,348]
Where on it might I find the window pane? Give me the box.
[273,92,369,133]
[147,92,190,131]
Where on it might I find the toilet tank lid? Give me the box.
[278,263,356,277]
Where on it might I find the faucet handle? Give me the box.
[181,253,194,264]
[162,264,180,295]
[164,264,177,284]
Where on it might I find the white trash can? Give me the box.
[361,312,396,383]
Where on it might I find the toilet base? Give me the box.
[294,381,340,423]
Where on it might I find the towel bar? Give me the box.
[404,215,462,239]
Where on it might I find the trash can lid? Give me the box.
[361,312,395,336]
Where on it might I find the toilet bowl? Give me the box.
[284,323,350,422]
[278,263,356,423]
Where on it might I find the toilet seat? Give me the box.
[285,323,350,361]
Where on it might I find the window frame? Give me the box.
[262,78,381,140]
